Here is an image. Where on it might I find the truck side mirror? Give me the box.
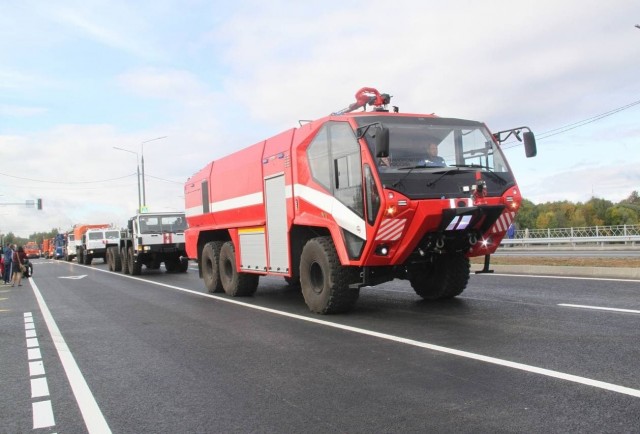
[375,127,389,158]
[523,131,537,158]
[128,220,133,231]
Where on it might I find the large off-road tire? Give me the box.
[128,246,142,275]
[77,248,84,265]
[299,236,359,314]
[121,247,130,274]
[219,241,259,296]
[111,247,122,272]
[202,241,224,293]
[410,254,470,300]
[83,253,92,265]
[178,257,189,273]
[165,259,177,273]
[106,248,114,271]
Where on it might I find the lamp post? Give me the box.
[140,136,167,209]
[113,146,141,212]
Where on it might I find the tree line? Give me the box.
[516,191,640,230]
[1,229,61,249]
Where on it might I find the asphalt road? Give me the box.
[1,259,639,433]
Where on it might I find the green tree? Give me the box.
[605,206,639,225]
[515,198,538,230]
[536,211,558,229]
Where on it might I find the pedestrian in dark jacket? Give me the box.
[3,243,13,284]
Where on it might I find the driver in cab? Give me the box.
[423,142,446,167]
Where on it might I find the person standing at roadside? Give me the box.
[11,245,24,287]
[3,243,13,285]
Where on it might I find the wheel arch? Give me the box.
[289,225,331,279]
[197,230,231,277]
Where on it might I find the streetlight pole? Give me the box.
[140,136,167,209]
[113,146,141,212]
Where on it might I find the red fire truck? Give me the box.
[185,88,536,314]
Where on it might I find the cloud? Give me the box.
[522,162,640,204]
[0,104,48,117]
[35,0,164,60]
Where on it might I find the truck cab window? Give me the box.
[307,121,363,217]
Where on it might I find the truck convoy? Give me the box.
[52,233,66,259]
[184,87,537,314]
[68,224,109,263]
[79,227,121,265]
[106,212,188,275]
[42,238,52,259]
[24,242,41,259]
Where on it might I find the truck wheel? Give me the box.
[121,247,130,274]
[84,254,92,265]
[219,241,258,296]
[165,260,177,273]
[410,254,470,300]
[106,248,114,271]
[202,241,224,293]
[128,247,142,275]
[179,257,189,273]
[299,236,359,314]
[77,248,84,264]
[107,246,122,272]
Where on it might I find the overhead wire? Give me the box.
[501,98,640,150]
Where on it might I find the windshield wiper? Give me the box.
[425,168,464,188]
[449,163,487,169]
[449,164,507,185]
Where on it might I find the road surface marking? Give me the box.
[32,400,55,429]
[559,304,640,314]
[23,311,55,429]
[31,377,50,398]
[481,273,640,283]
[29,361,45,376]
[29,278,112,434]
[59,275,87,280]
[27,348,42,360]
[76,264,640,399]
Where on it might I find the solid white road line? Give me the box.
[69,263,640,399]
[29,278,112,434]
[484,273,640,283]
[559,304,640,314]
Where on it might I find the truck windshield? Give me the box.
[360,116,509,172]
[105,231,120,240]
[357,116,515,199]
[139,214,187,234]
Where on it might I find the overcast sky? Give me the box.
[1,0,639,237]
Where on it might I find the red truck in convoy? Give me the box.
[184,88,536,314]
[24,242,41,259]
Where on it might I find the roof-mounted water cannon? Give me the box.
[493,126,537,158]
[332,87,392,115]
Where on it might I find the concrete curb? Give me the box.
[471,264,640,280]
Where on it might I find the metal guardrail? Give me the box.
[500,225,640,247]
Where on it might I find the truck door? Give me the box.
[265,174,289,273]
